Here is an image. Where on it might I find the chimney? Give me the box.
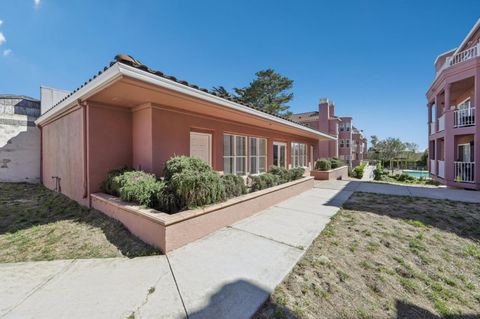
[318,97,330,133]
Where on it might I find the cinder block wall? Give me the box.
[0,96,41,183]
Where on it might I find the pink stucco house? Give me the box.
[291,98,367,167]
[427,18,480,189]
[35,54,335,206]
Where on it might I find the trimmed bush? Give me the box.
[330,158,344,169]
[100,167,131,196]
[289,167,305,180]
[269,166,291,184]
[222,174,247,198]
[164,156,226,210]
[315,159,331,171]
[373,163,384,181]
[116,171,164,207]
[163,156,211,181]
[352,163,367,179]
[250,173,279,192]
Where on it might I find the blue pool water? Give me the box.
[402,170,429,178]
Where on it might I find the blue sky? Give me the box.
[1,1,479,150]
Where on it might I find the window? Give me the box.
[250,137,267,174]
[345,123,351,131]
[346,139,350,148]
[339,123,345,132]
[339,139,345,148]
[291,142,307,167]
[224,134,247,175]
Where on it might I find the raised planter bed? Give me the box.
[91,176,314,253]
[310,166,348,180]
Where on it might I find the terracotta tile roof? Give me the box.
[42,54,313,129]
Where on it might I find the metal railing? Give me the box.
[435,43,480,78]
[454,107,475,127]
[438,160,445,179]
[454,161,475,183]
[430,159,436,175]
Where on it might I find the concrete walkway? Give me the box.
[361,165,375,181]
[0,187,346,319]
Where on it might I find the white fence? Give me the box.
[454,107,475,127]
[438,160,445,179]
[430,159,436,175]
[454,161,475,183]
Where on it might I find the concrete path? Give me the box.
[314,179,480,203]
[361,165,375,181]
[0,187,347,319]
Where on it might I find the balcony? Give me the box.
[429,122,437,135]
[436,43,480,78]
[438,114,445,131]
[454,107,475,127]
[438,160,445,179]
[430,159,436,175]
[454,161,475,183]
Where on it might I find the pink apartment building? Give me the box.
[427,18,480,189]
[291,98,367,167]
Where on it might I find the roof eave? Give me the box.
[453,18,480,56]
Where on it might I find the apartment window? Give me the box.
[346,139,350,148]
[339,139,345,148]
[291,143,307,167]
[224,134,247,175]
[250,137,267,174]
[345,123,351,131]
[339,123,345,132]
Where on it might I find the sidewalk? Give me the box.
[0,187,347,319]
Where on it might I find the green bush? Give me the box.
[352,163,367,179]
[222,174,247,198]
[315,158,331,171]
[289,167,305,180]
[269,166,291,184]
[155,186,180,213]
[373,163,384,181]
[115,171,164,207]
[330,158,344,169]
[100,167,131,196]
[396,173,416,182]
[250,173,279,192]
[163,155,211,181]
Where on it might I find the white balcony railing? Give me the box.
[438,114,445,131]
[454,107,475,127]
[454,161,475,183]
[438,160,445,179]
[430,159,436,175]
[435,43,480,78]
[430,122,437,135]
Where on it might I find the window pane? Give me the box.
[280,145,286,167]
[224,157,234,174]
[273,144,278,166]
[259,156,266,173]
[236,136,246,156]
[236,157,246,175]
[259,139,266,156]
[224,135,233,156]
[250,157,257,174]
[250,137,257,156]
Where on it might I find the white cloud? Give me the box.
[34,0,41,8]
[0,32,5,46]
[3,49,11,56]
[0,20,3,26]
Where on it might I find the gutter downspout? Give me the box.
[78,99,90,205]
[39,126,43,184]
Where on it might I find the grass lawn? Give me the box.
[0,182,160,263]
[255,192,480,319]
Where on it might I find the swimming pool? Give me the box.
[402,170,429,179]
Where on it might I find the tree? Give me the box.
[211,86,233,98]
[367,135,380,160]
[234,69,293,117]
[375,138,406,172]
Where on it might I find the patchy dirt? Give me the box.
[255,192,480,319]
[0,182,160,263]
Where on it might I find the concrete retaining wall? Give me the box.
[91,176,314,252]
[310,166,348,180]
[0,96,41,183]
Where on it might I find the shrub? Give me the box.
[250,173,279,192]
[222,174,247,198]
[330,158,344,169]
[352,163,367,179]
[155,185,181,213]
[115,171,164,207]
[163,156,211,181]
[396,173,415,182]
[373,163,384,181]
[315,158,331,171]
[289,167,305,180]
[269,166,291,184]
[100,167,131,196]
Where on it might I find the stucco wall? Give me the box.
[42,107,86,204]
[0,97,41,183]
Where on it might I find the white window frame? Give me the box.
[223,134,248,175]
[249,136,267,175]
[291,142,307,168]
[339,139,345,148]
[273,141,287,168]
